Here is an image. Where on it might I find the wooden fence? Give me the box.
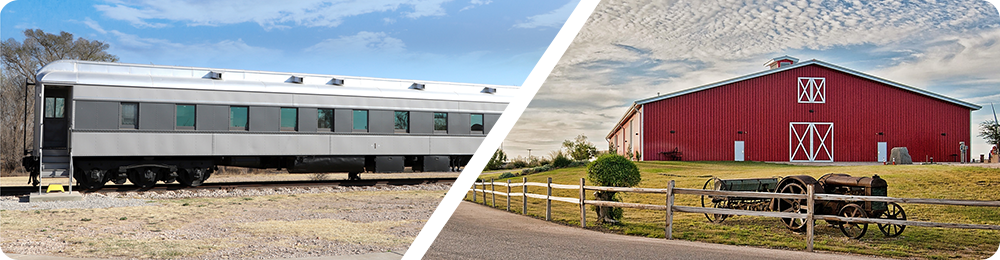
[468,177,1000,251]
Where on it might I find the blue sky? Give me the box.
[1,0,578,86]
[505,0,1000,159]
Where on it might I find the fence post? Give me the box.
[806,184,815,252]
[666,180,675,240]
[480,179,486,205]
[472,179,477,202]
[506,179,511,212]
[580,178,586,228]
[491,178,496,207]
[546,177,552,221]
[522,177,527,215]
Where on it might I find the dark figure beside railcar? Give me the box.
[701,173,906,239]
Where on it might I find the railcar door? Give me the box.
[42,87,70,149]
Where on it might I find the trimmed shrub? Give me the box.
[499,172,515,179]
[587,154,641,224]
[587,154,641,188]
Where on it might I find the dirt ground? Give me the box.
[0,184,450,259]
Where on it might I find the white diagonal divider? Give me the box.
[401,1,603,259]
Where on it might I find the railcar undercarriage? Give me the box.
[27,155,470,190]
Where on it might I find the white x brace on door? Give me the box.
[789,122,833,162]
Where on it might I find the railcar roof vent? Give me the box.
[481,87,497,94]
[288,76,303,84]
[206,71,222,80]
[328,78,345,85]
[409,83,425,90]
[764,55,799,69]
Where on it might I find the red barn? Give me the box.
[607,56,980,163]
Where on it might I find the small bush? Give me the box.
[80,218,91,222]
[511,158,528,168]
[119,217,128,220]
[499,172,515,179]
[551,151,572,168]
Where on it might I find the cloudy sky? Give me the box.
[504,0,1000,158]
[0,0,578,86]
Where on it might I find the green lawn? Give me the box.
[467,161,1000,259]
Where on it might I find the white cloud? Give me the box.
[460,0,491,12]
[81,18,108,34]
[105,29,283,67]
[513,0,579,29]
[304,31,406,54]
[94,0,455,30]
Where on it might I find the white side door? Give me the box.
[735,141,745,161]
[877,142,887,162]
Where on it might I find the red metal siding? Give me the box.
[610,111,640,157]
[642,64,972,162]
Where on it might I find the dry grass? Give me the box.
[2,189,444,259]
[232,219,413,246]
[469,161,1000,259]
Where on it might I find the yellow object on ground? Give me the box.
[46,184,65,193]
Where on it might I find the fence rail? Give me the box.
[467,177,1000,252]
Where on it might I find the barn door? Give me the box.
[789,122,833,162]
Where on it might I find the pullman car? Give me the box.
[23,60,516,189]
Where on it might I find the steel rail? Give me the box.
[1,177,455,196]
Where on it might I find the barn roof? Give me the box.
[607,59,981,140]
[635,59,981,110]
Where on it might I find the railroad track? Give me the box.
[1,177,456,196]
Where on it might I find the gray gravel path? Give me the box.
[426,201,889,260]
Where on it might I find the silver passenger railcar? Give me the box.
[23,60,516,189]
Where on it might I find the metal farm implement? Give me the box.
[701,173,907,239]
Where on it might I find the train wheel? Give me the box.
[701,177,729,223]
[128,168,158,189]
[348,172,361,180]
[79,168,107,190]
[838,203,869,239]
[877,202,906,237]
[178,168,209,187]
[776,182,808,232]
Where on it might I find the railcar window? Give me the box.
[176,105,195,129]
[44,97,65,119]
[471,114,484,134]
[434,112,448,133]
[353,110,368,132]
[395,111,409,133]
[230,106,249,130]
[317,109,334,131]
[120,103,138,129]
[281,108,298,131]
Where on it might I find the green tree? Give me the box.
[563,134,598,161]
[587,153,641,224]
[1,29,118,175]
[486,148,507,170]
[981,120,1000,147]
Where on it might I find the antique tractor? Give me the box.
[701,173,906,239]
